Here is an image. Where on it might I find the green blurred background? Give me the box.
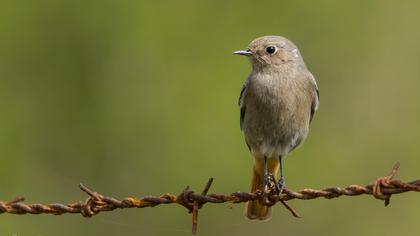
[1,0,420,235]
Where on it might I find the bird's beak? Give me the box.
[234,49,253,56]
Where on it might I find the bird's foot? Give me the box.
[277,177,286,194]
[263,172,270,193]
[262,173,277,195]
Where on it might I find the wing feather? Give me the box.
[238,79,249,130]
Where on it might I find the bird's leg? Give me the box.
[277,155,286,193]
[263,156,269,192]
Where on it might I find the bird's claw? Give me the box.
[277,177,286,194]
[263,173,270,193]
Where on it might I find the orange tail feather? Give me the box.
[245,157,279,221]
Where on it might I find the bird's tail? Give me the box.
[245,157,279,221]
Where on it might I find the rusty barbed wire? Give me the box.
[1,163,420,234]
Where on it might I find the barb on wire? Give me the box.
[1,162,420,234]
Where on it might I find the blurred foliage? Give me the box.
[1,0,420,235]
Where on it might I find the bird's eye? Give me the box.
[266,46,276,54]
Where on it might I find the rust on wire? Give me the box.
[1,163,420,234]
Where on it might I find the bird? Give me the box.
[234,35,319,220]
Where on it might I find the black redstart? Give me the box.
[235,35,319,220]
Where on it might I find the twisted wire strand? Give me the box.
[1,163,419,234]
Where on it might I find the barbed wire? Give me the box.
[1,162,420,234]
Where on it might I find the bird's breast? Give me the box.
[242,72,311,157]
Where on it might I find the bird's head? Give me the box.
[234,36,302,69]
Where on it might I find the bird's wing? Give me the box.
[238,79,249,130]
[308,73,320,123]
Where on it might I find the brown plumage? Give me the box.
[235,36,319,220]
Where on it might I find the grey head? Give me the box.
[234,36,304,70]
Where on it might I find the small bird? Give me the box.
[234,36,319,220]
